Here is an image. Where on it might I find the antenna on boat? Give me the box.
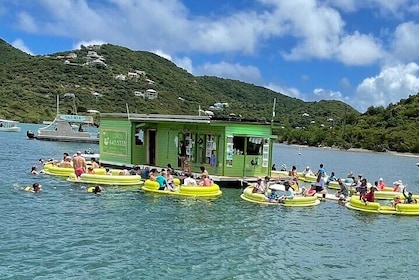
[56,95,60,115]
[126,103,130,120]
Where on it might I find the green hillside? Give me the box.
[0,39,357,125]
[0,39,417,153]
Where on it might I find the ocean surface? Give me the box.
[1,123,418,280]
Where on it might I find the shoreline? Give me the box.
[275,143,419,159]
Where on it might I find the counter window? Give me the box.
[246,137,262,155]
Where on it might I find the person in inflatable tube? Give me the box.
[93,185,102,195]
[391,194,402,208]
[277,182,295,204]
[252,177,266,194]
[402,188,417,204]
[311,172,328,199]
[184,173,197,186]
[335,178,348,200]
[156,170,168,190]
[30,183,42,193]
[361,185,376,204]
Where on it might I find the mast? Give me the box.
[56,95,60,115]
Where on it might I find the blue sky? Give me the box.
[0,0,418,112]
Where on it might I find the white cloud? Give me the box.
[17,12,38,33]
[324,0,358,12]
[278,0,344,60]
[313,88,344,100]
[195,61,263,85]
[9,0,395,68]
[354,63,419,112]
[153,50,172,61]
[339,77,351,88]
[265,83,302,99]
[336,31,384,65]
[390,21,419,63]
[325,0,358,12]
[12,39,33,54]
[173,56,193,74]
[368,0,413,16]
[152,50,193,74]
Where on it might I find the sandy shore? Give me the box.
[277,143,419,158]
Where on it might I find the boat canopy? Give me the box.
[0,119,19,123]
[56,114,95,124]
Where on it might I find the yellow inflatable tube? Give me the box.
[345,196,419,216]
[42,164,75,177]
[142,179,222,198]
[374,191,419,201]
[240,186,320,207]
[67,173,143,186]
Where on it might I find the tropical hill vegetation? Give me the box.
[0,39,418,153]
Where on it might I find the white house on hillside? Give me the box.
[115,74,126,81]
[134,89,158,100]
[145,89,158,99]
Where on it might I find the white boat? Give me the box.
[77,149,100,159]
[0,119,21,132]
[28,114,99,143]
[27,95,99,143]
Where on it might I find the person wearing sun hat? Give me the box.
[302,166,314,176]
[377,177,385,191]
[392,180,405,192]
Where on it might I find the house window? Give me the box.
[135,129,144,145]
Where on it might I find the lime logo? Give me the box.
[102,130,128,155]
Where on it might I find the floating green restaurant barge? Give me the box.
[99,113,275,187]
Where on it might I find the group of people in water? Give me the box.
[30,150,215,194]
[148,165,213,191]
[264,162,418,205]
[29,151,101,195]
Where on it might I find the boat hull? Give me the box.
[0,127,21,132]
[36,135,99,143]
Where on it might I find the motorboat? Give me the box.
[0,119,21,132]
[27,114,99,143]
[27,95,99,143]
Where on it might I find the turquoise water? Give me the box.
[1,124,418,279]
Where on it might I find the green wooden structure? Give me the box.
[99,113,275,180]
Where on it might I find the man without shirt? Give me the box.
[73,151,87,178]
